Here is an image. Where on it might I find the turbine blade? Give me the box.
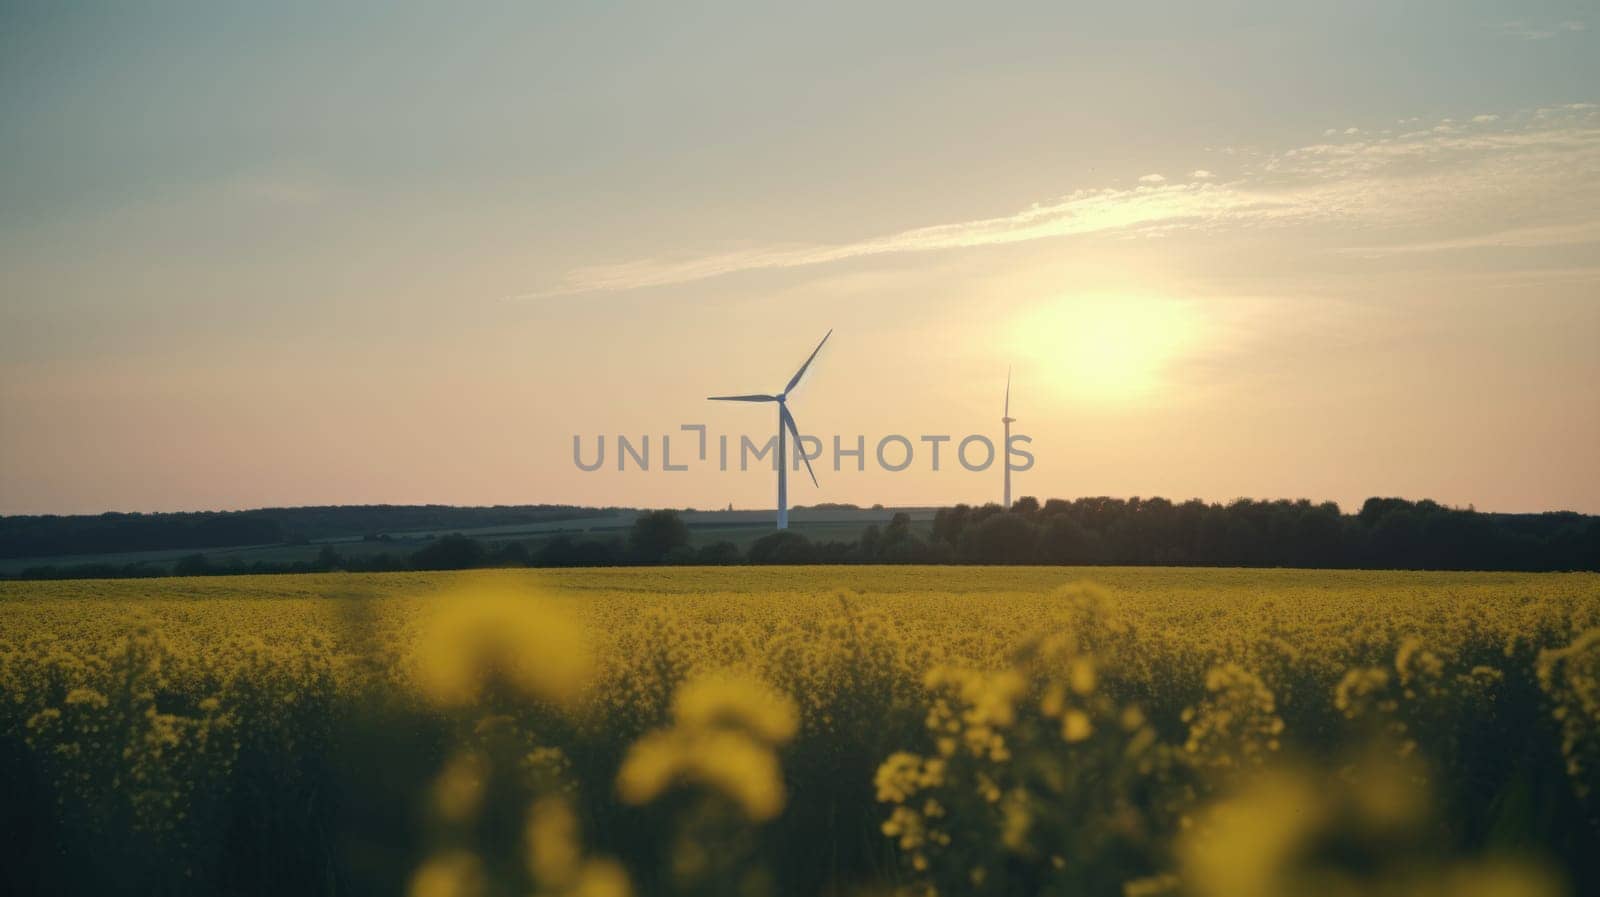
[781,406,819,488]
[1005,366,1011,417]
[784,329,833,395]
[707,394,778,402]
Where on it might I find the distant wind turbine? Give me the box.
[1002,368,1016,510]
[708,329,832,529]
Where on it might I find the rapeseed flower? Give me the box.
[410,579,591,708]
[408,850,484,897]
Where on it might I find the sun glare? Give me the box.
[1008,295,1203,404]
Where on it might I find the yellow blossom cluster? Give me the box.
[1537,627,1600,801]
[1181,663,1284,772]
[2,566,1597,895]
[408,577,592,708]
[616,672,798,821]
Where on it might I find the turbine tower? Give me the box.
[1002,368,1016,510]
[708,330,831,529]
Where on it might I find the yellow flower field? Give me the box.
[2,566,1598,896]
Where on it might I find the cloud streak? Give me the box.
[518,104,1600,298]
[1336,221,1600,257]
[1490,20,1587,40]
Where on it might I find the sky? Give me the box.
[2,2,1597,516]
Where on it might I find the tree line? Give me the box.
[7,496,1596,579]
[0,504,619,559]
[930,496,1596,570]
[691,496,1594,570]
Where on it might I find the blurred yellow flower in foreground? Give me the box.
[527,796,583,886]
[619,727,787,820]
[525,796,634,897]
[408,850,484,897]
[410,578,592,707]
[672,673,799,744]
[1180,769,1322,897]
[1179,757,1567,897]
[431,751,488,823]
[1062,709,1093,743]
[561,858,632,897]
[617,671,798,821]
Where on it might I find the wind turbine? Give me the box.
[708,329,831,529]
[1002,368,1016,510]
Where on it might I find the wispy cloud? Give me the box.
[517,104,1600,298]
[520,184,1294,297]
[1336,221,1600,257]
[1490,20,1587,40]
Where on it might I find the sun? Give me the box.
[1006,294,1203,405]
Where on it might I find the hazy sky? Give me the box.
[2,2,1597,515]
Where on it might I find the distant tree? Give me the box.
[748,531,817,564]
[1359,497,1414,527]
[351,552,400,572]
[629,510,691,563]
[492,541,532,567]
[880,533,935,564]
[874,513,920,561]
[661,545,698,565]
[696,541,743,565]
[1367,509,1425,569]
[1289,503,1344,567]
[932,504,974,547]
[314,545,344,571]
[1036,516,1101,565]
[173,553,215,576]
[410,534,486,570]
[859,524,882,559]
[1041,498,1071,516]
[537,535,623,567]
[1012,496,1040,516]
[813,540,857,563]
[537,536,582,567]
[969,503,1006,528]
[958,513,1037,564]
